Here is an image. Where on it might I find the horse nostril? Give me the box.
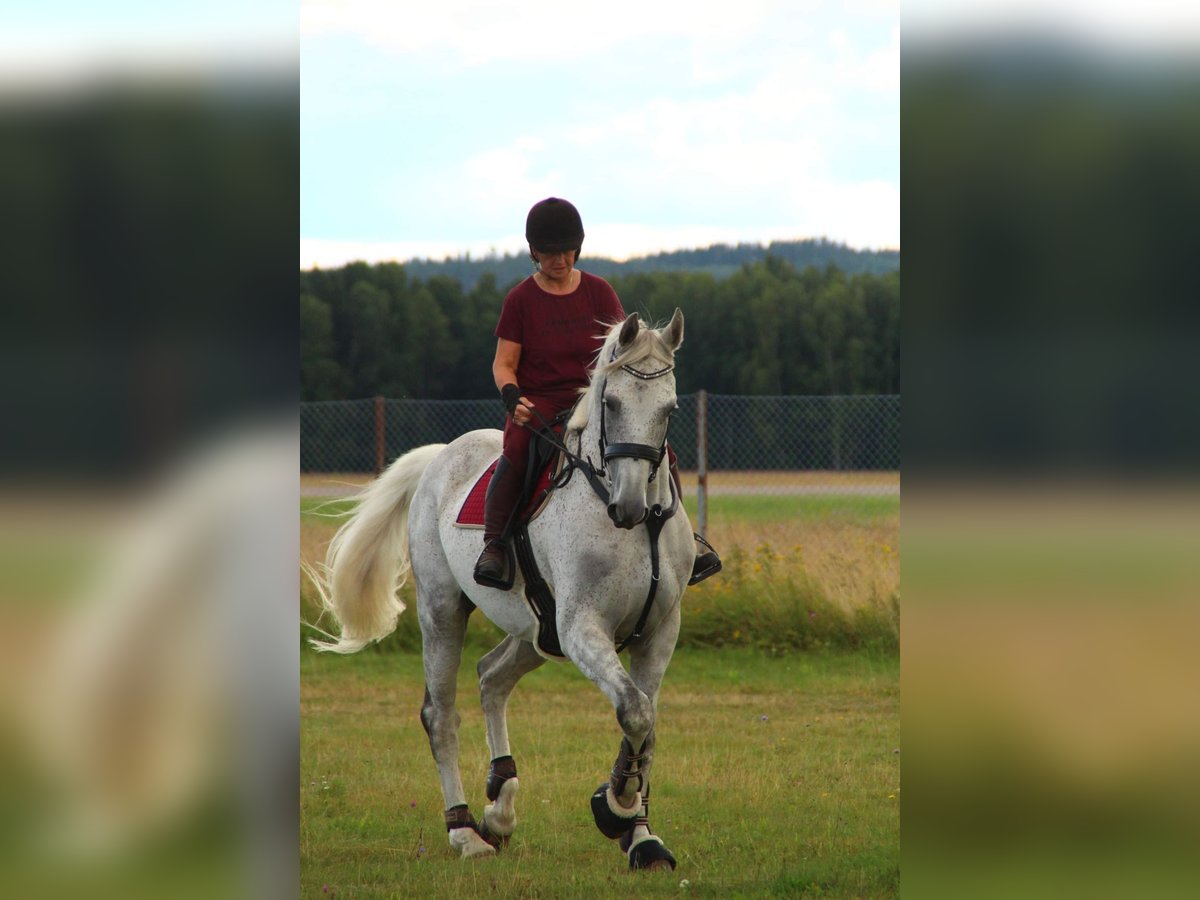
[607,504,620,524]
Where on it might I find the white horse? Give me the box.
[309,311,691,871]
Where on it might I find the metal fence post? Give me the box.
[696,389,708,537]
[374,395,386,474]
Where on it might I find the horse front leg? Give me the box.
[476,635,544,846]
[560,607,680,871]
[614,602,682,871]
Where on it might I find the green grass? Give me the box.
[301,646,899,898]
[683,494,899,525]
[301,495,899,526]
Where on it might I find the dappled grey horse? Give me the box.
[309,311,692,870]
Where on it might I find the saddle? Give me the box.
[456,417,571,659]
[454,432,564,531]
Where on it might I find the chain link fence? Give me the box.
[301,394,899,499]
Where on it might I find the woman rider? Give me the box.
[473,197,721,587]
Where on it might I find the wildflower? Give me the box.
[760,714,769,722]
[679,879,691,890]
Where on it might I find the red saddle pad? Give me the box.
[455,456,558,528]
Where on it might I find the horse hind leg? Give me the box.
[476,635,544,846]
[418,585,494,859]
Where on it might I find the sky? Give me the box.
[8,3,1194,269]
[300,0,901,266]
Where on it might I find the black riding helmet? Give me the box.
[526,197,584,258]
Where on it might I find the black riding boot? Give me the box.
[474,456,524,587]
[668,458,722,585]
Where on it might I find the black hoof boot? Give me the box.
[627,837,677,871]
[591,782,639,839]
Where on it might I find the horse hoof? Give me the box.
[483,776,519,842]
[590,782,640,839]
[628,838,676,872]
[449,827,496,859]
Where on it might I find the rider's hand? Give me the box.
[501,383,533,425]
[513,397,532,425]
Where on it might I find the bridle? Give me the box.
[597,361,675,484]
[523,355,676,502]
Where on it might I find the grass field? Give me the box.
[301,475,900,896]
[301,647,900,898]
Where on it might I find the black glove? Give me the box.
[501,383,522,416]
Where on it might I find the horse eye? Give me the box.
[604,396,621,412]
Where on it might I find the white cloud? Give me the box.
[302,0,819,66]
[859,26,900,94]
[301,236,527,269]
[302,0,898,258]
[307,42,897,256]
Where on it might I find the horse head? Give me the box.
[583,309,684,529]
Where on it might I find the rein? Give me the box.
[523,405,610,503]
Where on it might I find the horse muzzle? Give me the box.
[607,500,647,529]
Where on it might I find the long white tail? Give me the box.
[307,443,447,653]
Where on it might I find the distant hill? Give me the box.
[397,238,899,290]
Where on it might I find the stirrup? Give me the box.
[689,533,722,586]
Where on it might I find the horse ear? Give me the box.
[618,313,640,347]
[662,308,684,350]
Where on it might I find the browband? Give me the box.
[621,363,674,380]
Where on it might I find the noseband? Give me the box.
[599,362,675,482]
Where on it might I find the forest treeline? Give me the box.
[398,238,898,290]
[301,253,899,401]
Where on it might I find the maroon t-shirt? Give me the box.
[495,270,626,404]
